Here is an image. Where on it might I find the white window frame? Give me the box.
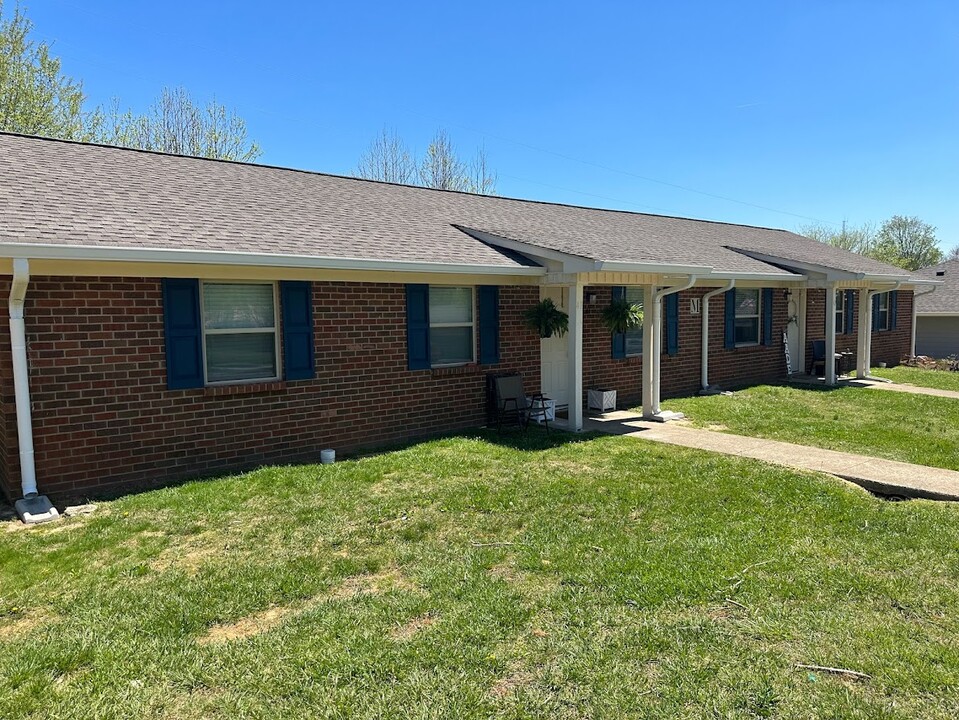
[200,280,281,386]
[429,285,476,368]
[624,285,644,358]
[835,290,845,334]
[877,292,891,331]
[734,288,761,347]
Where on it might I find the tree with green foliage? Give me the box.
[0,1,96,139]
[100,87,261,162]
[871,215,942,270]
[802,216,944,270]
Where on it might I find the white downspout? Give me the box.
[9,259,58,523]
[701,280,735,391]
[911,287,937,357]
[9,259,37,497]
[863,280,904,380]
[646,275,702,422]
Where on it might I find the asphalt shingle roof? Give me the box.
[0,132,922,280]
[916,260,959,313]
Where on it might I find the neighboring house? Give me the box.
[0,133,935,504]
[914,260,959,358]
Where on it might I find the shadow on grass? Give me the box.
[37,425,600,509]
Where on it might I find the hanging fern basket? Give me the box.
[523,298,569,339]
[601,299,644,334]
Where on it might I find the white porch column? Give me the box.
[796,289,807,376]
[566,279,584,432]
[824,285,838,385]
[857,290,876,377]
[857,288,870,378]
[650,291,664,414]
[641,284,655,417]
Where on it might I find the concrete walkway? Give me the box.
[861,380,959,401]
[586,412,959,501]
[791,374,959,400]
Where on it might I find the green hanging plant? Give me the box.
[523,298,569,339]
[602,298,644,334]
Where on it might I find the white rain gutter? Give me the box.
[860,280,905,378]
[0,242,546,277]
[644,274,703,421]
[9,259,37,497]
[911,286,937,357]
[701,280,735,390]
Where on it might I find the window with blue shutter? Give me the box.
[478,286,500,365]
[762,288,773,346]
[724,288,736,349]
[406,284,431,370]
[280,281,315,380]
[162,278,203,389]
[890,290,898,330]
[665,292,679,356]
[611,286,626,359]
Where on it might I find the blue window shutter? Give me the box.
[478,286,500,365]
[162,278,203,389]
[872,293,881,331]
[762,288,773,346]
[611,286,626,359]
[724,289,736,349]
[665,292,679,356]
[890,290,898,330]
[406,284,431,370]
[280,281,315,381]
[844,290,855,334]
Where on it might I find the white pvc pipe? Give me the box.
[647,276,701,417]
[863,280,904,376]
[9,259,37,497]
[701,280,735,390]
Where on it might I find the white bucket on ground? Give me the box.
[320,449,336,464]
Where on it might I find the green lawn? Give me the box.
[3,432,959,718]
[872,366,959,392]
[662,383,959,471]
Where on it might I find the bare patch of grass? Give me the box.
[328,567,422,600]
[389,613,437,641]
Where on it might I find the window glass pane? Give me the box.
[429,287,472,324]
[204,283,275,329]
[206,333,277,382]
[835,291,844,331]
[624,286,644,356]
[735,317,759,344]
[431,326,473,365]
[735,289,759,317]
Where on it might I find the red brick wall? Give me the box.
[582,286,789,407]
[0,278,540,502]
[805,289,913,372]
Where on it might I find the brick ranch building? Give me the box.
[0,133,935,511]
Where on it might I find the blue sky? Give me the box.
[20,1,959,247]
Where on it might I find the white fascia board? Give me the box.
[0,242,546,276]
[705,270,805,282]
[596,260,713,275]
[915,311,959,317]
[730,248,915,283]
[456,227,594,268]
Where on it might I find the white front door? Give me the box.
[785,289,801,375]
[540,286,569,407]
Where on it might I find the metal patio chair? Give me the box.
[493,374,550,433]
